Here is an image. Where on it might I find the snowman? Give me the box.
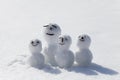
[43,23,61,66]
[55,35,74,68]
[75,34,93,67]
[28,39,45,69]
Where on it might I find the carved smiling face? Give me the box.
[58,35,72,49]
[43,23,61,44]
[77,34,91,49]
[29,39,42,53]
[31,39,40,46]
[43,23,61,37]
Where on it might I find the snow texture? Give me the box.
[28,39,45,69]
[75,34,93,66]
[55,35,74,68]
[43,23,61,66]
[0,0,120,80]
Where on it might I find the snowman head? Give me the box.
[58,35,72,50]
[29,39,42,54]
[43,23,61,44]
[77,34,91,49]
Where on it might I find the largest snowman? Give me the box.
[43,23,61,66]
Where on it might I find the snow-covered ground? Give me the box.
[0,0,120,80]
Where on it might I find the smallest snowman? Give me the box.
[75,34,93,67]
[55,35,74,68]
[28,39,45,69]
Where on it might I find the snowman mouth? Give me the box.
[32,44,38,46]
[46,33,54,36]
[59,42,65,45]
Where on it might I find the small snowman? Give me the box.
[28,39,45,69]
[43,23,61,66]
[55,35,74,68]
[75,34,93,67]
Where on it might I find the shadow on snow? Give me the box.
[70,63,119,75]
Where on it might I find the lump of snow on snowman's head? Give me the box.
[58,35,72,50]
[29,39,42,54]
[43,23,61,44]
[77,34,91,49]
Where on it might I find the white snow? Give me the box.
[75,34,93,66]
[0,0,120,80]
[43,23,61,66]
[55,35,74,68]
[28,39,45,69]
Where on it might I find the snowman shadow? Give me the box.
[70,64,98,75]
[70,63,118,75]
[43,65,61,74]
[89,63,118,75]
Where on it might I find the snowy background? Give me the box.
[0,0,120,80]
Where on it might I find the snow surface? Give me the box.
[0,0,120,80]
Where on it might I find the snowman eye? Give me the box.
[65,38,68,41]
[52,25,57,28]
[81,36,84,39]
[78,36,81,39]
[43,25,49,27]
[37,41,39,44]
[31,41,34,44]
